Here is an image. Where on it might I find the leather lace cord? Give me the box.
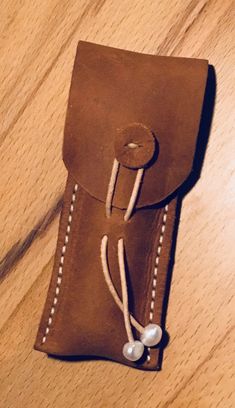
[101,158,145,343]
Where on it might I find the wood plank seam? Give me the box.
[0,0,210,149]
[0,197,62,283]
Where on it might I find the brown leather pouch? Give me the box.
[34,41,208,370]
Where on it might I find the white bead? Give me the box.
[140,324,162,347]
[122,341,144,362]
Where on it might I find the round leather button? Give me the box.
[114,123,156,169]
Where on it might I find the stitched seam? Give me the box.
[41,183,78,344]
[147,204,169,363]
[141,209,161,320]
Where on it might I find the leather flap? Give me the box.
[63,41,208,209]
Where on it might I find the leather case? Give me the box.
[34,41,208,370]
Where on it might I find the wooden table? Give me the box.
[0,1,234,407]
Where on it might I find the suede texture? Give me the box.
[63,41,208,209]
[34,41,208,371]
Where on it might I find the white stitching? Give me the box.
[147,204,169,363]
[41,183,78,344]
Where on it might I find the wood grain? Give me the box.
[0,1,234,407]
